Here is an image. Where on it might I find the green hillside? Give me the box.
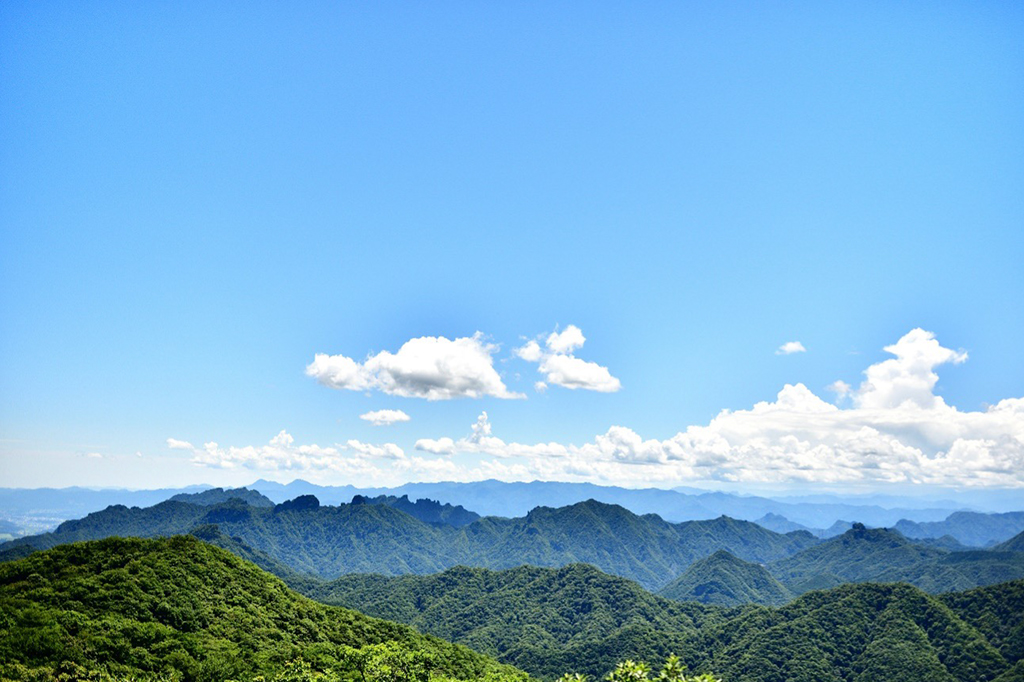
[0,536,525,682]
[704,583,1010,682]
[307,563,721,679]
[658,550,794,606]
[304,560,1024,682]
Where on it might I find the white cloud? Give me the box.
[414,329,1024,488]
[306,333,523,400]
[853,328,966,410]
[167,429,461,486]
[546,326,586,354]
[827,380,852,400]
[359,409,411,426]
[776,341,807,355]
[174,328,1023,490]
[345,439,406,459]
[515,325,621,393]
[414,437,456,455]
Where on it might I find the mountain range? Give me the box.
[7,478,1013,538]
[13,534,1021,682]
[0,496,817,590]
[5,492,1024,597]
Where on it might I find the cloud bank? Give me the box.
[359,409,411,426]
[515,325,621,392]
[174,329,1023,489]
[306,333,522,400]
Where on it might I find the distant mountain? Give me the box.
[753,512,816,535]
[658,549,794,606]
[169,486,274,507]
[4,479,1005,535]
[894,511,1024,547]
[0,535,521,682]
[357,479,961,527]
[351,493,480,526]
[1,497,816,590]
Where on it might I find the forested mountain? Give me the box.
[768,523,1024,594]
[0,536,524,682]
[306,563,720,679]
[169,486,275,507]
[658,550,793,606]
[4,533,1023,682]
[298,559,1024,681]
[1,497,817,590]
[894,511,1024,547]
[351,493,480,527]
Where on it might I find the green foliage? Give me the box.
[0,536,522,682]
[305,563,721,680]
[658,550,793,606]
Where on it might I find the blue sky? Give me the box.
[1,1,1022,491]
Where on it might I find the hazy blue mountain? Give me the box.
[0,484,212,533]
[894,511,1024,547]
[371,480,959,527]
[2,480,999,537]
[658,549,794,606]
[753,512,816,535]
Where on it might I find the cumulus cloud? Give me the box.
[174,328,1023,489]
[359,409,411,426]
[306,333,522,400]
[777,341,807,355]
[413,329,1024,488]
[515,325,621,393]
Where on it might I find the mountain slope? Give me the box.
[0,536,523,682]
[769,523,1024,593]
[705,583,1008,682]
[769,524,947,589]
[994,529,1024,553]
[658,550,794,606]
[308,563,717,680]
[305,560,1023,682]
